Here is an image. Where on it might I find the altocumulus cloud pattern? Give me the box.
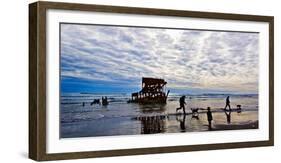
[60,24,259,94]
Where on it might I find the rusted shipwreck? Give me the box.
[129,77,170,104]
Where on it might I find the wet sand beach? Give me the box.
[60,93,258,138]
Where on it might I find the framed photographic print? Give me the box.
[29,1,274,161]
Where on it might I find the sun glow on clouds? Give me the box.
[60,24,259,94]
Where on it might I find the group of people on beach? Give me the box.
[176,95,233,130]
[82,96,109,107]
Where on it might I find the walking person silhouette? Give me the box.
[224,96,231,111]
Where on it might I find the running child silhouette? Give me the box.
[176,96,186,114]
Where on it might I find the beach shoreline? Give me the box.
[60,93,259,138]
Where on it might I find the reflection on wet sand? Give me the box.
[138,104,166,113]
[176,115,186,132]
[61,93,259,138]
[225,110,231,124]
[132,106,258,134]
[134,115,168,134]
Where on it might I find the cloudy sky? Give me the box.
[60,23,259,94]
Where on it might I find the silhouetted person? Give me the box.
[207,107,213,130]
[224,110,231,124]
[176,96,186,114]
[224,96,231,111]
[102,96,109,106]
[82,102,85,107]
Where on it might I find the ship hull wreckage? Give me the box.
[129,77,170,104]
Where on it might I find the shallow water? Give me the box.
[60,93,258,138]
